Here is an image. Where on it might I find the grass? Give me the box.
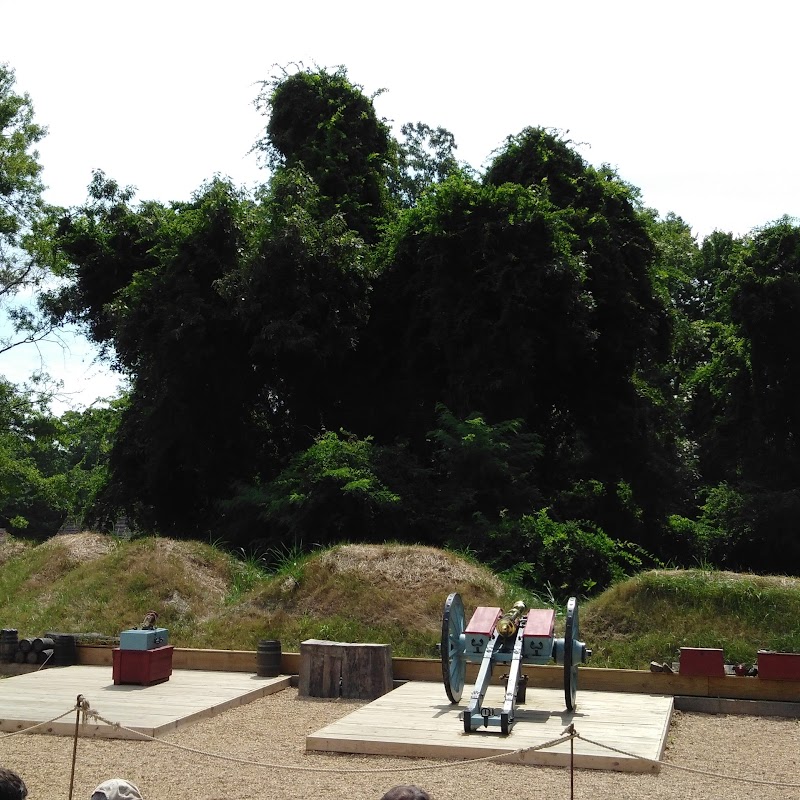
[582,568,800,668]
[1,533,799,667]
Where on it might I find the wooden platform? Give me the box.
[0,665,289,739]
[307,681,673,773]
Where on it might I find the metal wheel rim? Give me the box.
[441,592,466,703]
[564,596,578,711]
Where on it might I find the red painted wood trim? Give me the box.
[465,606,501,635]
[524,609,555,638]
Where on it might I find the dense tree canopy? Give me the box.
[2,63,798,589]
[254,67,394,242]
[354,173,590,441]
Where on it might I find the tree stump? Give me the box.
[298,639,392,700]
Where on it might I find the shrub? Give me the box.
[487,508,650,595]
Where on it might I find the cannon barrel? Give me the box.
[495,600,527,638]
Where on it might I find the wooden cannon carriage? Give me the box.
[440,593,591,734]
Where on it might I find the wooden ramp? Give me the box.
[0,665,289,739]
[307,681,673,773]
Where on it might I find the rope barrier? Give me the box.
[4,695,800,789]
[0,706,78,738]
[81,701,575,774]
[574,732,800,789]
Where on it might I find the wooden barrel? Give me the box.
[14,649,25,663]
[0,629,17,662]
[32,636,55,653]
[38,648,55,665]
[18,637,33,653]
[256,639,282,677]
[25,650,38,664]
[45,632,77,666]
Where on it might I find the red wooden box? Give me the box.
[679,647,725,677]
[112,645,173,686]
[465,606,501,636]
[757,650,800,681]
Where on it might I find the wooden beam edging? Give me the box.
[73,646,800,703]
[75,644,301,675]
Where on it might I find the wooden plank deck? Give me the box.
[306,681,673,773]
[0,665,289,739]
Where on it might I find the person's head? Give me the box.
[90,779,142,800]
[0,768,27,800]
[380,786,430,800]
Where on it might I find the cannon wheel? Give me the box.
[441,592,466,703]
[564,597,579,711]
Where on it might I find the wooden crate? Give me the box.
[112,645,173,686]
[757,651,800,681]
[679,647,725,677]
[298,640,391,700]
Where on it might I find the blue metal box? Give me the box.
[119,628,169,650]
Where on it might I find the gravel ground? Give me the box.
[1,687,799,800]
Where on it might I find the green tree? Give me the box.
[673,229,748,487]
[483,128,677,545]
[219,167,372,452]
[489,508,648,595]
[42,171,153,347]
[391,122,462,207]
[57,399,122,527]
[254,66,395,242]
[425,404,543,550]
[238,429,401,547]
[671,218,800,572]
[355,130,676,549]
[49,176,264,535]
[0,63,52,357]
[49,163,375,539]
[0,378,114,536]
[732,217,800,486]
[355,172,591,448]
[0,378,59,533]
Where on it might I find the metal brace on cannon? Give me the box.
[440,593,591,735]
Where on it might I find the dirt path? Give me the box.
[1,688,799,800]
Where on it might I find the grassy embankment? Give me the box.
[1,532,798,669]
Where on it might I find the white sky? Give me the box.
[1,0,798,412]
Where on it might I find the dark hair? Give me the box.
[380,786,430,800]
[0,768,27,800]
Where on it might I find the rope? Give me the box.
[0,706,78,738]
[36,651,54,671]
[82,702,574,774]
[575,732,800,789]
[7,697,800,789]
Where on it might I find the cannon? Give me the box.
[440,593,591,734]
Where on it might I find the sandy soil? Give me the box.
[1,688,799,800]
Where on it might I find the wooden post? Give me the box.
[298,639,392,700]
